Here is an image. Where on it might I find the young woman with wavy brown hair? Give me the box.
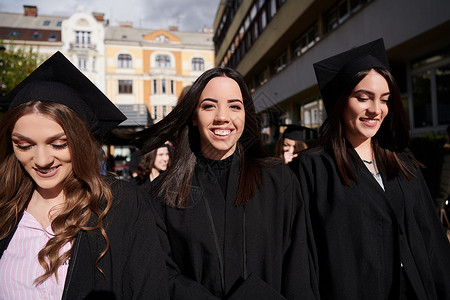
[0,52,168,299]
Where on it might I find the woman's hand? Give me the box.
[283,151,298,164]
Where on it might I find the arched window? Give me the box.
[192,57,205,71]
[118,54,132,68]
[156,55,171,68]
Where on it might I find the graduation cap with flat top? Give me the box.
[0,51,126,139]
[313,38,390,114]
[282,125,304,141]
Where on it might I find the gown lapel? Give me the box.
[351,149,427,299]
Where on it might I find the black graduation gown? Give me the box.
[149,154,319,299]
[292,146,450,299]
[0,178,169,300]
[132,176,154,196]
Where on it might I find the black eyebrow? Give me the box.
[353,89,390,97]
[199,98,218,104]
[199,98,243,104]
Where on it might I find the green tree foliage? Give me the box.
[0,42,42,112]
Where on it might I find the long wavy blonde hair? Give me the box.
[0,101,113,285]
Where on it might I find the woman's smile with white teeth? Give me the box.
[34,166,59,174]
[360,118,377,123]
[213,129,231,136]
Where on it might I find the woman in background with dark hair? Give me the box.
[292,39,450,299]
[132,67,318,299]
[274,125,308,165]
[0,52,168,299]
[133,144,171,194]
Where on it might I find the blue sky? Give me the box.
[0,0,221,32]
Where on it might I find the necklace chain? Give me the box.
[362,159,375,164]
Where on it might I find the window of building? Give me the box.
[9,31,19,37]
[325,0,371,33]
[257,70,267,86]
[170,80,175,94]
[156,55,171,68]
[220,0,285,69]
[244,15,251,30]
[48,34,57,41]
[156,34,169,43]
[43,20,50,26]
[119,80,133,94]
[118,54,132,68]
[75,31,91,48]
[162,105,167,117]
[260,8,267,31]
[213,0,243,51]
[269,0,277,18]
[252,22,259,42]
[436,63,450,125]
[153,79,158,93]
[250,3,258,21]
[293,22,319,58]
[338,0,349,22]
[270,51,287,75]
[302,99,325,128]
[412,71,432,128]
[78,57,87,70]
[192,57,205,71]
[32,32,40,39]
[153,106,158,119]
[56,21,62,26]
[350,0,370,11]
[411,52,450,129]
[162,79,166,93]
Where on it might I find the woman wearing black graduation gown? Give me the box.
[274,125,308,165]
[291,39,450,299]
[0,52,168,299]
[132,144,171,195]
[132,67,319,299]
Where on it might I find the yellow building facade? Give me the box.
[105,26,214,123]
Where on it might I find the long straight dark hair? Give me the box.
[319,67,415,186]
[132,67,275,208]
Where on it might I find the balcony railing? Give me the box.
[69,42,97,51]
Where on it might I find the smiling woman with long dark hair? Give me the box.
[291,39,450,299]
[131,67,319,299]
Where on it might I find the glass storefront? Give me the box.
[410,51,450,133]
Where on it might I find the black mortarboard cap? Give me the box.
[0,51,126,138]
[313,38,389,113]
[282,125,304,141]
